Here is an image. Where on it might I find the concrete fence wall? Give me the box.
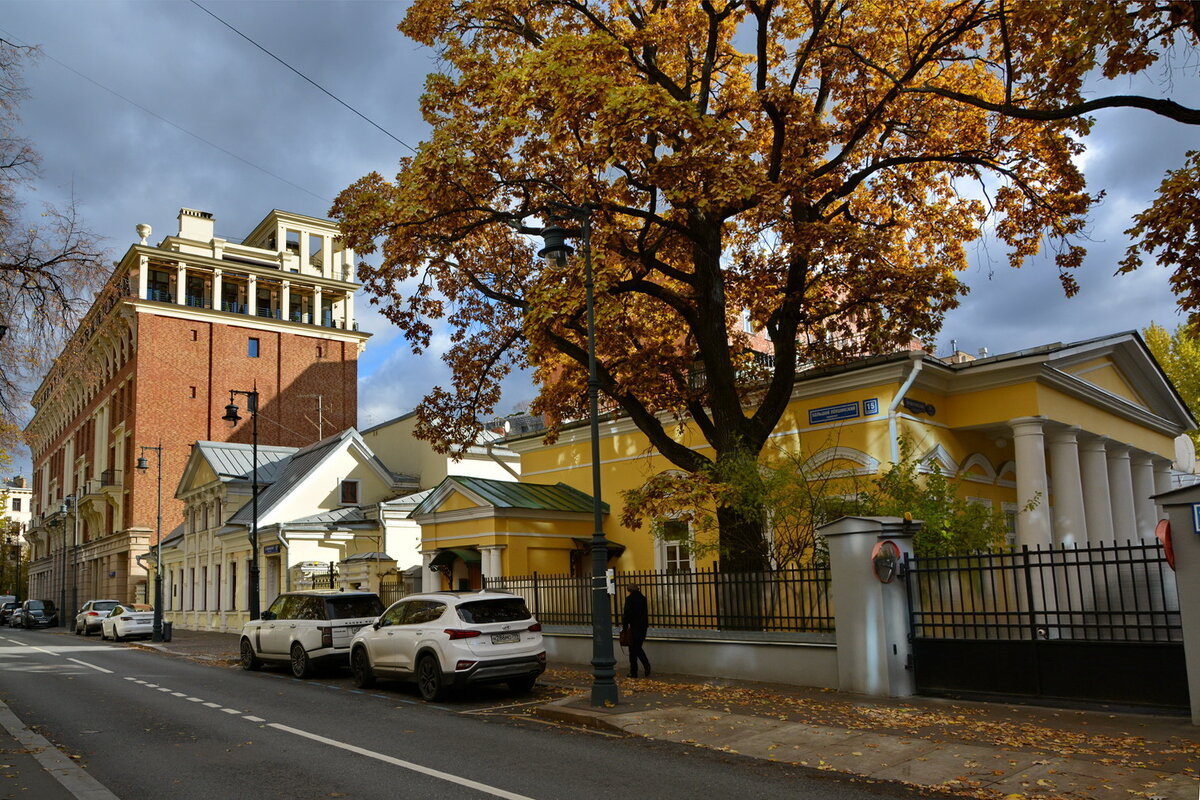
[543,631,838,688]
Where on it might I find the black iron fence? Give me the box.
[905,540,1180,642]
[485,565,834,633]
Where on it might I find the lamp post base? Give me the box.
[590,659,620,706]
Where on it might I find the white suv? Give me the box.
[349,591,546,701]
[240,591,385,678]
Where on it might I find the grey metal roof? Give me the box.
[383,487,435,510]
[194,440,297,483]
[227,430,352,526]
[414,475,607,516]
[284,506,368,526]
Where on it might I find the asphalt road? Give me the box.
[0,628,940,800]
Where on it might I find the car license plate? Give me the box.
[491,632,520,644]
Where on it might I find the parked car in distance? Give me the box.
[19,599,57,629]
[0,602,18,626]
[75,599,121,635]
[349,591,546,702]
[100,604,154,641]
[6,605,23,627]
[240,590,385,679]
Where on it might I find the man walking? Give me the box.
[622,583,651,678]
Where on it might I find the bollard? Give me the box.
[162,621,172,642]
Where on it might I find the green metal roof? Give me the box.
[414,475,608,516]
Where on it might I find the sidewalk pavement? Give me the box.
[137,629,1199,800]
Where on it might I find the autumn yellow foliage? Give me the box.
[334,1,1197,567]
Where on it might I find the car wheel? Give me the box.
[114,629,124,642]
[290,643,312,679]
[73,622,81,635]
[351,647,375,689]
[239,638,262,671]
[507,676,536,696]
[99,628,107,640]
[416,654,445,702]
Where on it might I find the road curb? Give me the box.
[532,695,628,733]
[0,699,120,800]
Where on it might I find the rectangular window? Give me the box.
[11,498,20,512]
[200,566,208,611]
[248,338,260,358]
[339,480,360,505]
[661,520,692,573]
[230,561,237,611]
[189,386,197,399]
[189,567,195,610]
[191,329,198,341]
[215,564,222,612]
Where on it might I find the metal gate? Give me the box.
[904,541,1188,710]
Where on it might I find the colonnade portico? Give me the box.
[1008,417,1173,548]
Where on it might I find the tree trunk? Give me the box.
[715,503,769,631]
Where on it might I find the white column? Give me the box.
[1106,443,1137,542]
[1079,436,1114,545]
[343,291,354,330]
[1010,418,1052,547]
[281,281,291,322]
[1153,457,1174,520]
[175,263,186,305]
[247,275,258,317]
[1130,453,1158,540]
[137,255,149,299]
[421,552,438,592]
[314,286,323,326]
[1047,427,1086,547]
[479,545,500,582]
[213,269,223,311]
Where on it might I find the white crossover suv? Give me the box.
[240,590,385,679]
[349,591,546,701]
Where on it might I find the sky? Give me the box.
[2,1,1195,461]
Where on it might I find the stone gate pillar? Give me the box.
[821,516,920,698]
[1155,484,1200,725]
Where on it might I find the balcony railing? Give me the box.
[101,470,121,488]
[137,282,354,332]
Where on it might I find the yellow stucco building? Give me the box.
[413,332,1195,588]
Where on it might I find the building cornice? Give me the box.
[126,299,370,343]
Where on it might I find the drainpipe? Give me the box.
[484,439,521,480]
[889,351,925,464]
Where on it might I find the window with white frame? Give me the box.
[1001,502,1018,547]
[658,520,693,573]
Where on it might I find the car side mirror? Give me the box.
[261,611,276,621]
[372,620,383,630]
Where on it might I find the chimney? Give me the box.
[947,350,976,364]
[178,208,215,241]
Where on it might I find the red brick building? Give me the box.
[24,208,368,609]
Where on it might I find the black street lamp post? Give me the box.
[57,498,73,628]
[136,443,164,641]
[538,208,619,707]
[221,389,261,620]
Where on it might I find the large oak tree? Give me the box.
[334,0,1198,569]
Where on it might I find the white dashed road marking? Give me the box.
[11,636,535,800]
[267,722,537,800]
